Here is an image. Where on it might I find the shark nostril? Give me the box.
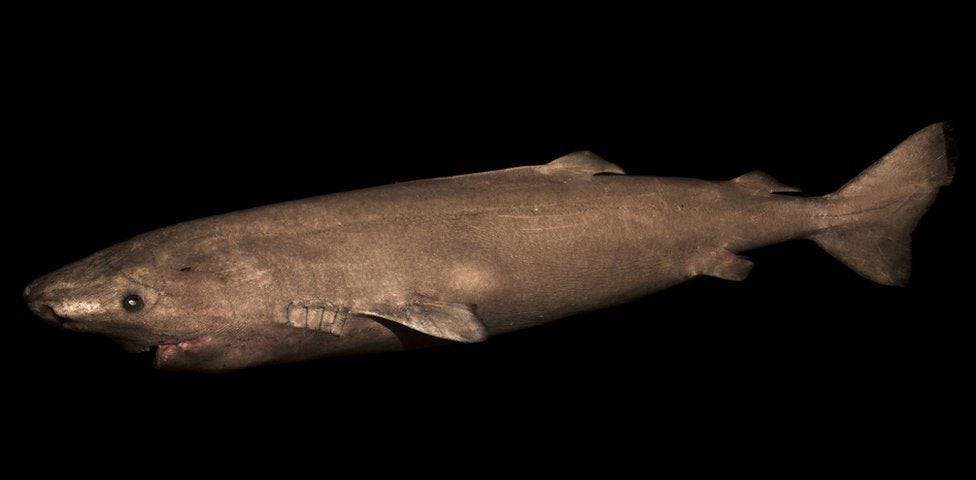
[26,301,64,327]
[46,306,66,326]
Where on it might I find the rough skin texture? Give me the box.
[25,124,953,371]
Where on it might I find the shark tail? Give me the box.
[813,123,955,286]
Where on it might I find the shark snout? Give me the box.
[25,278,65,326]
[24,276,97,327]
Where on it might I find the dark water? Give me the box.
[4,30,968,468]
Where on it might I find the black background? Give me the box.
[4,15,970,468]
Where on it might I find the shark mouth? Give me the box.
[56,320,206,362]
[31,306,218,368]
[152,336,213,367]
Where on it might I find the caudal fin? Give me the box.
[813,123,955,286]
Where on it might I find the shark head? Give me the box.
[22,228,335,371]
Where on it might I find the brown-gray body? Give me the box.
[202,170,817,332]
[24,124,954,371]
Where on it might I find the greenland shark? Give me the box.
[25,123,954,371]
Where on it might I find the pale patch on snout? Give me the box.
[57,300,105,317]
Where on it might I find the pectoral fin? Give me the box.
[356,300,488,343]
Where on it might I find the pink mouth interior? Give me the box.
[154,337,210,364]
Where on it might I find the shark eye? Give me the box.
[123,294,144,312]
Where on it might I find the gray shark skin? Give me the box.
[25,124,954,372]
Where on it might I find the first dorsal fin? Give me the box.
[540,151,626,176]
[730,171,801,193]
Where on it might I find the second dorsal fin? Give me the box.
[540,151,626,176]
